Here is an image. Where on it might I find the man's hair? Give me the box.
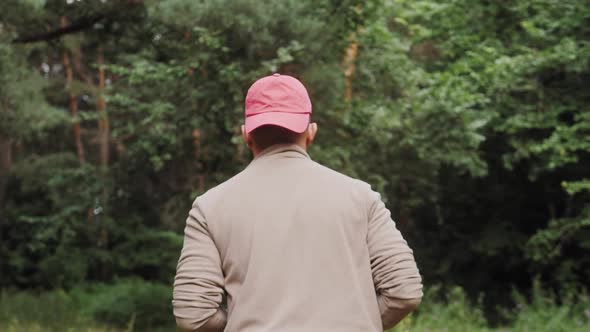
[250,125,305,151]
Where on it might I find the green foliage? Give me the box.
[388,0,590,294]
[392,286,489,332]
[0,289,97,331]
[0,0,589,324]
[1,152,183,288]
[0,282,176,331]
[109,229,182,283]
[79,280,174,330]
[2,284,589,331]
[1,153,99,288]
[0,42,65,138]
[387,283,590,332]
[503,280,590,332]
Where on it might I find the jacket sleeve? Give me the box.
[366,190,423,330]
[173,198,227,332]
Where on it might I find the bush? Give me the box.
[391,285,491,332]
[503,281,590,332]
[3,283,589,331]
[0,289,95,331]
[1,153,183,289]
[0,282,176,331]
[77,279,174,330]
[0,154,100,289]
[389,284,590,332]
[110,229,183,284]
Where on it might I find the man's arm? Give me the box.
[366,190,423,330]
[173,198,227,332]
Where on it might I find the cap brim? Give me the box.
[245,112,310,134]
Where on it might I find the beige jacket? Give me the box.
[173,144,423,332]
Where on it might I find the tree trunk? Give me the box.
[61,16,85,165]
[70,91,85,164]
[395,180,410,231]
[342,31,359,102]
[188,57,206,192]
[192,129,206,193]
[95,48,110,267]
[96,47,109,170]
[0,133,12,223]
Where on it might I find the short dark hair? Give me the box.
[250,125,305,151]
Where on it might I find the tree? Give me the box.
[0,0,588,313]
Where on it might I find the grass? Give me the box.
[388,284,590,332]
[0,291,115,332]
[0,290,124,332]
[0,286,175,332]
[1,283,589,332]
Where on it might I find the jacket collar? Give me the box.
[251,143,310,163]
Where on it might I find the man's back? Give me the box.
[173,144,422,331]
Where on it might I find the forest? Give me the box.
[0,0,589,331]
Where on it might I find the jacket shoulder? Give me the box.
[311,160,372,187]
[189,169,248,209]
[308,160,376,200]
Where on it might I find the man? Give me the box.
[173,73,423,332]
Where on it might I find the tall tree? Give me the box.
[60,16,85,165]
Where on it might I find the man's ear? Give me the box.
[241,125,252,148]
[306,122,318,147]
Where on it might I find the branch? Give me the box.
[12,14,106,43]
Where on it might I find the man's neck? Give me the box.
[251,141,307,157]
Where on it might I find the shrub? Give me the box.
[503,280,590,332]
[396,285,491,332]
[389,283,590,332]
[78,279,174,330]
[0,289,93,330]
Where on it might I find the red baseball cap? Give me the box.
[244,73,312,134]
